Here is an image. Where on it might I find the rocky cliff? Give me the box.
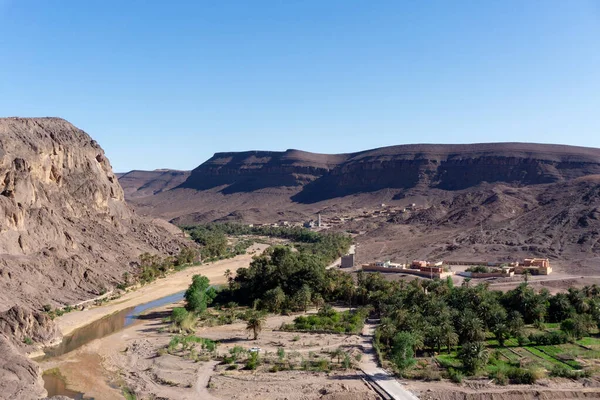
[0,117,187,309]
[0,117,190,399]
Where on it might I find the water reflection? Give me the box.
[40,290,185,359]
[43,373,90,399]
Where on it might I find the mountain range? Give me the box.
[120,143,600,273]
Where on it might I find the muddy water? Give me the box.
[41,290,185,360]
[41,290,185,398]
[43,373,89,399]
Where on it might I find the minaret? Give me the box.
[318,213,322,227]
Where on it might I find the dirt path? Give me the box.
[55,243,268,336]
[360,321,419,400]
[195,361,220,400]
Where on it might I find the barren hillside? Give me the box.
[122,143,600,273]
[0,118,191,310]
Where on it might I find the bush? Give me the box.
[507,367,542,384]
[23,336,33,345]
[528,331,568,346]
[170,307,196,333]
[550,365,592,380]
[245,352,260,370]
[316,359,330,372]
[447,368,463,384]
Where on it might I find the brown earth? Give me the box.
[0,117,188,399]
[121,144,600,275]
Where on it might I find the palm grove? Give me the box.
[181,224,600,383]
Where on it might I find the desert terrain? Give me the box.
[120,144,600,276]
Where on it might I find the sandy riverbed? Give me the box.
[54,243,268,337]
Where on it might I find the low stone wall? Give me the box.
[471,272,514,279]
[362,265,453,279]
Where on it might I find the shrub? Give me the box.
[493,370,508,385]
[507,367,542,384]
[447,368,463,384]
[245,352,260,370]
[277,347,285,360]
[170,307,196,333]
[23,336,33,345]
[550,365,592,380]
[317,359,330,372]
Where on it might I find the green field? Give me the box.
[436,334,599,377]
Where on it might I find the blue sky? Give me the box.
[1,1,599,172]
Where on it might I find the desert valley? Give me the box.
[2,118,600,400]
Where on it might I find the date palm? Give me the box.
[245,311,266,340]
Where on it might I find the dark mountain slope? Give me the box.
[118,169,190,199]
[122,142,600,273]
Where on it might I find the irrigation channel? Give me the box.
[41,290,187,399]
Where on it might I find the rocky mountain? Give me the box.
[176,144,600,202]
[123,143,600,273]
[0,117,189,398]
[0,117,188,309]
[117,169,190,199]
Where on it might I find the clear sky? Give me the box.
[1,1,599,172]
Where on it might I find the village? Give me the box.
[356,257,552,279]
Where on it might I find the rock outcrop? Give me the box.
[0,117,190,399]
[0,334,46,400]
[0,117,188,310]
[0,306,62,400]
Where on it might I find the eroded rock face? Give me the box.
[0,306,61,399]
[0,117,188,309]
[0,334,46,400]
[0,305,61,346]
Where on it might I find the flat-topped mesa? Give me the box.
[175,143,600,202]
[180,149,348,192]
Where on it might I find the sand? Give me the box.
[55,243,268,337]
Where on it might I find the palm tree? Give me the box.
[245,311,266,340]
[523,270,531,283]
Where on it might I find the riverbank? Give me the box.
[54,243,268,338]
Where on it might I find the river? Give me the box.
[41,290,186,398]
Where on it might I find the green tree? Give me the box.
[262,286,286,313]
[457,310,486,344]
[296,284,312,312]
[185,274,212,313]
[245,310,267,340]
[391,331,417,373]
[507,311,525,338]
[458,341,488,374]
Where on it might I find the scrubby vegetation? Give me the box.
[133,247,199,285]
[184,223,352,264]
[281,305,369,334]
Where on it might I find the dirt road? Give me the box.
[360,321,419,400]
[56,243,268,336]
